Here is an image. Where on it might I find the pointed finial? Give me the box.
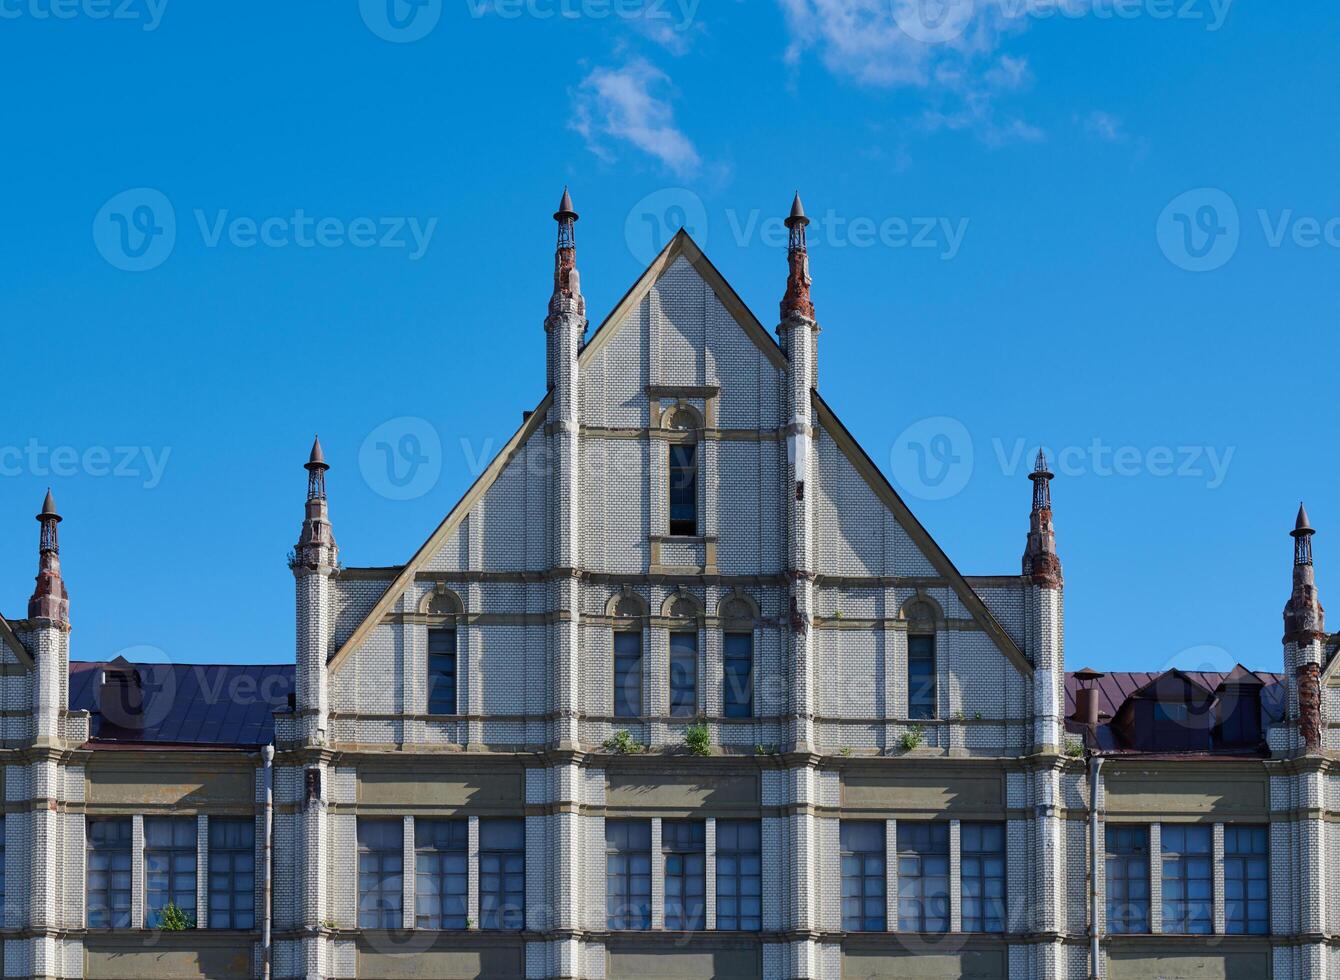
[786,191,809,228]
[554,186,578,223]
[1293,501,1314,537]
[306,435,329,473]
[1030,448,1053,481]
[38,488,61,523]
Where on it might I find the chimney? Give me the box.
[1072,666,1105,728]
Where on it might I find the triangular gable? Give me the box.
[0,614,33,667]
[812,392,1030,676]
[1128,668,1215,702]
[329,393,552,669]
[580,229,789,375]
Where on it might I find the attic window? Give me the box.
[1216,687,1262,747]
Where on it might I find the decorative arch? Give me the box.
[419,586,464,618]
[605,586,649,620]
[659,401,704,431]
[717,590,760,625]
[899,594,943,633]
[661,588,704,621]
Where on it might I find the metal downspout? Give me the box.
[1089,754,1105,980]
[262,743,275,980]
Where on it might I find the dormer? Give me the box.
[1111,669,1215,752]
[1212,665,1265,749]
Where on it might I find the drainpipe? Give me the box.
[262,743,275,980]
[1088,754,1104,980]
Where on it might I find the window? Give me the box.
[606,820,652,930]
[1161,825,1212,934]
[670,632,697,717]
[662,820,705,930]
[1105,825,1149,934]
[1216,690,1262,746]
[414,819,468,930]
[87,818,133,928]
[716,819,761,931]
[613,631,642,718]
[723,632,753,718]
[961,822,1006,933]
[669,443,697,536]
[427,627,457,715]
[907,633,936,720]
[207,817,255,930]
[0,815,5,919]
[145,817,196,928]
[897,821,949,933]
[480,818,525,930]
[840,821,886,932]
[358,819,404,929]
[1224,825,1269,935]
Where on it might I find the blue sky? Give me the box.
[0,0,1336,674]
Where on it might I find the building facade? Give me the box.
[0,192,1336,979]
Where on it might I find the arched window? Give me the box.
[666,594,700,717]
[422,589,463,716]
[903,598,938,720]
[666,407,699,536]
[719,594,757,719]
[609,590,647,719]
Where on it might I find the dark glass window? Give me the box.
[480,818,525,930]
[1161,825,1212,934]
[0,815,6,918]
[207,817,255,930]
[1224,825,1269,935]
[961,822,1006,933]
[414,818,467,929]
[606,820,652,930]
[145,817,196,928]
[1105,825,1149,934]
[669,443,697,536]
[669,632,697,717]
[358,819,404,929]
[907,634,936,720]
[715,819,761,931]
[1216,691,1262,746]
[723,632,753,718]
[662,820,706,930]
[613,631,642,718]
[87,818,132,928]
[428,627,457,715]
[897,821,949,932]
[841,821,887,932]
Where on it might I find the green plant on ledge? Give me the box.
[1065,738,1085,758]
[899,726,924,752]
[155,902,195,931]
[603,730,646,755]
[684,722,712,757]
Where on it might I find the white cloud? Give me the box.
[1082,110,1126,142]
[570,59,702,176]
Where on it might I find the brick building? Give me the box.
[0,192,1333,978]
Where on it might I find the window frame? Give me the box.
[414,818,468,930]
[840,821,887,933]
[907,632,936,720]
[669,630,698,718]
[715,819,761,932]
[613,629,643,718]
[960,821,1006,933]
[897,821,950,933]
[207,817,255,930]
[357,818,405,930]
[87,817,133,929]
[1160,824,1213,935]
[722,631,753,718]
[427,626,458,716]
[606,819,652,931]
[668,441,698,536]
[1105,824,1150,935]
[1224,825,1269,935]
[479,818,526,931]
[144,816,197,929]
[662,820,706,930]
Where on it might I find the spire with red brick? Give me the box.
[28,489,69,624]
[1022,449,1062,589]
[780,191,815,323]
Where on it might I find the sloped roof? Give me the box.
[70,660,292,748]
[1063,669,1284,720]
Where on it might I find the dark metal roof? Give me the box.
[70,661,293,749]
[1064,669,1284,720]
